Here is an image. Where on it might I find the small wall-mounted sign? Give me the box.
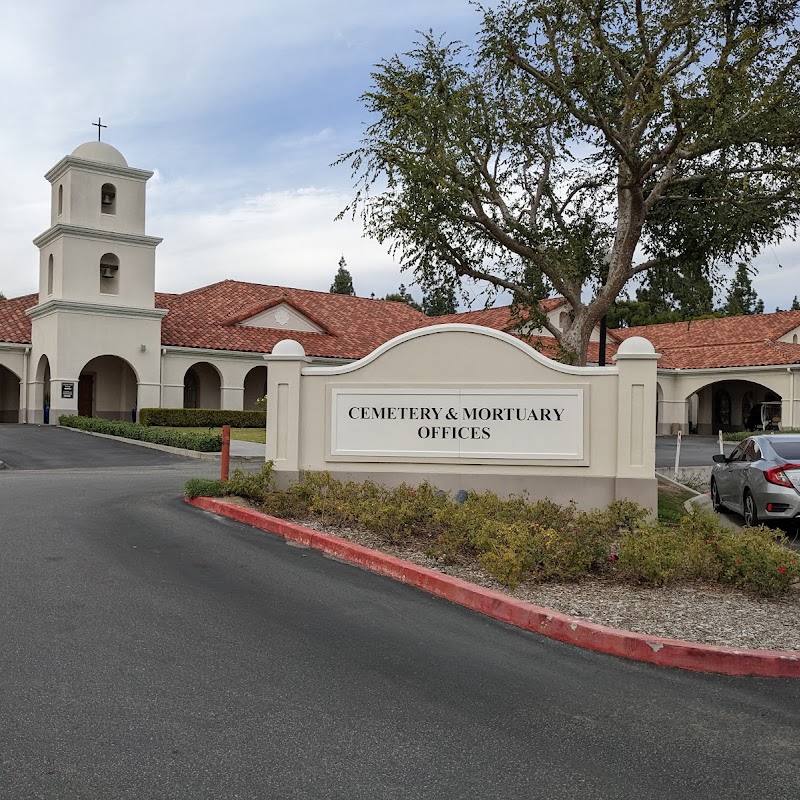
[61,382,75,399]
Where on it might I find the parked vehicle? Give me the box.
[710,434,800,526]
[744,402,782,431]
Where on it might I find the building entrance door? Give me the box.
[78,374,93,416]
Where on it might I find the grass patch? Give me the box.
[160,426,265,444]
[658,482,697,525]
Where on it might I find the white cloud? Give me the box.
[152,184,407,299]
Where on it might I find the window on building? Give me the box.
[57,185,63,217]
[99,253,120,294]
[47,254,54,295]
[184,369,199,409]
[101,183,117,215]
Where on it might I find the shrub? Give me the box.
[704,524,800,597]
[616,522,689,587]
[224,462,275,502]
[185,478,226,498]
[722,428,800,442]
[218,470,800,597]
[59,415,222,451]
[138,408,266,428]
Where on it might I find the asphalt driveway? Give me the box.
[1,463,798,800]
[656,435,734,468]
[0,424,191,470]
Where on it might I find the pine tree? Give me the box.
[792,296,800,311]
[722,263,764,316]
[330,256,355,296]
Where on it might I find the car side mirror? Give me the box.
[712,454,728,464]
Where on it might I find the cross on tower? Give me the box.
[92,117,107,142]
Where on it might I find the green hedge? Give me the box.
[722,428,800,442]
[138,408,266,428]
[59,415,222,452]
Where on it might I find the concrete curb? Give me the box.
[186,496,799,678]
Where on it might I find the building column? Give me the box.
[48,377,80,425]
[220,386,244,411]
[265,340,310,483]
[137,382,162,421]
[613,337,661,515]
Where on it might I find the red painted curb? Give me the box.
[186,496,800,678]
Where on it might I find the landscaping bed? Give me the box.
[186,467,800,651]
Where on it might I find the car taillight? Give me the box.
[765,464,800,487]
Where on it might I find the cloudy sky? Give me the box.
[0,0,796,310]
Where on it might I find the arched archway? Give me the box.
[686,379,781,435]
[183,362,221,409]
[656,382,664,430]
[0,365,20,423]
[243,366,267,410]
[79,355,138,421]
[34,355,51,424]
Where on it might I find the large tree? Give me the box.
[722,262,765,315]
[338,0,800,363]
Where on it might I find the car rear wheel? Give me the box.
[710,479,725,512]
[743,492,759,527]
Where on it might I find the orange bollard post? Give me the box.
[221,424,231,482]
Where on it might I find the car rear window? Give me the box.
[770,441,800,460]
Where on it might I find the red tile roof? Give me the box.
[613,311,800,369]
[2,284,798,370]
[156,280,431,360]
[0,293,37,344]
[433,297,566,329]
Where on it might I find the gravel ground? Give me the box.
[289,517,800,652]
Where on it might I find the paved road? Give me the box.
[656,435,734,468]
[0,424,190,470]
[0,430,798,799]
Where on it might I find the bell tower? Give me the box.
[26,139,166,424]
[34,140,162,308]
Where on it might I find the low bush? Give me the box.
[722,428,800,442]
[225,463,275,502]
[185,478,226,498]
[59,415,222,451]
[138,408,266,428]
[210,469,800,598]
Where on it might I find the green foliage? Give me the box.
[184,478,226,498]
[792,296,800,311]
[138,408,265,428]
[722,428,800,442]
[330,255,355,295]
[422,284,458,316]
[722,262,765,316]
[236,473,798,597]
[59,415,222,451]
[224,463,275,502]
[338,2,800,364]
[383,283,422,311]
[615,510,800,596]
